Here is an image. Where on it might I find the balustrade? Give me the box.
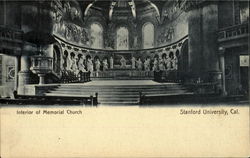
[218,23,249,41]
[0,26,23,41]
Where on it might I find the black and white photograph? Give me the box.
[0,0,249,106]
[0,0,249,157]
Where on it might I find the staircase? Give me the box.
[45,80,192,105]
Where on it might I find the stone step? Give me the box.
[47,90,189,96]
[49,88,187,93]
[44,93,93,98]
[44,81,192,105]
[55,87,186,92]
[98,98,139,102]
[99,102,139,106]
[58,84,181,89]
[54,86,186,91]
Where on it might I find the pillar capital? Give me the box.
[218,46,226,55]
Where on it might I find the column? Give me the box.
[219,47,227,96]
[38,74,45,85]
[188,7,203,78]
[202,2,221,82]
[188,2,221,84]
[14,56,20,91]
[18,55,30,94]
[42,44,53,71]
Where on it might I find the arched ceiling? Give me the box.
[78,0,166,20]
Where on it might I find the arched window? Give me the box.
[116,27,129,50]
[142,22,154,49]
[90,23,103,49]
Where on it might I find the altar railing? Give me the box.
[61,70,90,83]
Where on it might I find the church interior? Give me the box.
[0,0,249,105]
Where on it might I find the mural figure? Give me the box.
[143,23,154,48]
[117,27,129,50]
[167,27,174,40]
[158,27,175,44]
[90,23,103,49]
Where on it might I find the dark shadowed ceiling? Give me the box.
[77,0,167,18]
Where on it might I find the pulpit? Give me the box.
[30,54,53,85]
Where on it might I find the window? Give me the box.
[143,22,154,49]
[239,1,249,24]
[116,27,129,50]
[90,23,103,49]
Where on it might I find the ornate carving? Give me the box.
[50,0,63,23]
